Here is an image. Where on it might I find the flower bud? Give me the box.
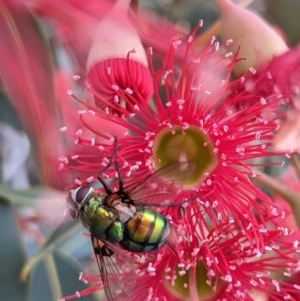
[215,0,288,76]
[87,0,153,115]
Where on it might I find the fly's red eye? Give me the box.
[75,186,94,204]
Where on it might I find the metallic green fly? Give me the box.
[67,138,192,301]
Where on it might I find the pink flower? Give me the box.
[61,203,300,301]
[61,22,300,301]
[257,47,300,151]
[64,23,287,236]
[214,0,300,151]
[226,45,300,152]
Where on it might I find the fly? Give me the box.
[66,137,193,300]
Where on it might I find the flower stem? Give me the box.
[255,169,300,228]
[44,254,62,301]
[291,155,300,179]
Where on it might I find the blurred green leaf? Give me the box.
[0,184,64,207]
[20,219,81,281]
[44,254,62,301]
[30,250,97,301]
[0,200,29,301]
[0,92,23,130]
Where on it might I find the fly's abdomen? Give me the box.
[84,199,123,243]
[119,207,170,252]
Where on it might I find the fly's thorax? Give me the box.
[120,207,170,252]
[104,192,123,207]
[84,197,123,243]
[83,195,105,217]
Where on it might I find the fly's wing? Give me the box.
[91,236,140,301]
[124,162,196,207]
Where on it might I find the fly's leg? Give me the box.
[97,136,124,194]
[138,196,197,208]
[97,166,112,195]
[112,136,123,192]
[93,242,114,258]
[111,137,132,203]
[97,137,117,194]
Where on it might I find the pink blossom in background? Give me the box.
[214,0,300,152]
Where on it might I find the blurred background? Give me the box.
[0,0,299,300]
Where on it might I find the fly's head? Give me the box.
[67,185,95,219]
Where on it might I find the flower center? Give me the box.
[152,126,217,188]
[164,262,224,300]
